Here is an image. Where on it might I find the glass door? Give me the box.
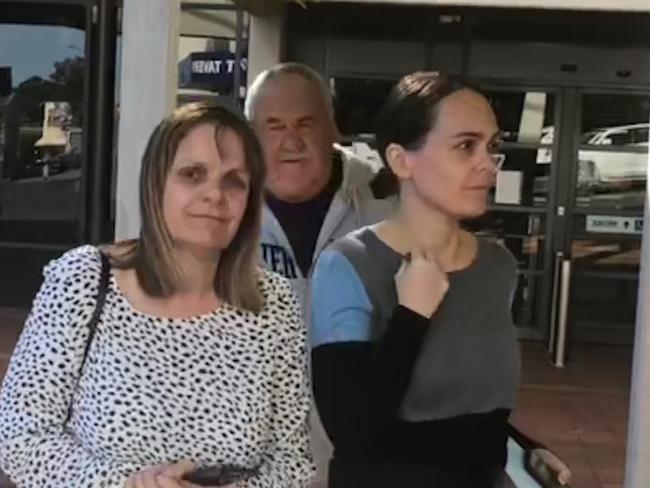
[475,86,649,351]
[566,91,649,345]
[468,86,559,340]
[0,0,92,308]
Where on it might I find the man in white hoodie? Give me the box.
[245,63,394,306]
[245,63,394,486]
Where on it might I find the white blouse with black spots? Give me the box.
[0,246,314,488]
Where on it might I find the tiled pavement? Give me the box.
[512,343,630,488]
[0,308,632,487]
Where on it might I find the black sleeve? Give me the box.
[507,424,545,451]
[311,305,429,455]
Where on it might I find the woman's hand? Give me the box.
[395,247,449,318]
[124,460,234,488]
[532,448,572,486]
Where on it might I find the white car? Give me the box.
[537,124,648,192]
[578,124,648,190]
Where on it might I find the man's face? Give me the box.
[252,74,337,203]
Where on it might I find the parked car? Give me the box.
[536,123,649,193]
[578,123,648,190]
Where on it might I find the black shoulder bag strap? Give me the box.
[64,251,110,424]
[78,251,111,377]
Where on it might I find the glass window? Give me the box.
[570,273,637,340]
[333,77,395,137]
[483,91,556,208]
[0,10,86,246]
[489,147,552,207]
[0,2,87,308]
[572,218,641,274]
[576,94,650,210]
[486,91,555,144]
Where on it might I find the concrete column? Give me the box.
[247,7,285,86]
[115,0,180,240]
[625,126,650,487]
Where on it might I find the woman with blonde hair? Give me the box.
[0,102,314,488]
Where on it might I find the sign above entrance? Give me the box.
[189,51,248,92]
[586,215,643,235]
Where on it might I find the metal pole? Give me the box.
[88,0,117,244]
[624,122,650,487]
[548,251,563,353]
[553,259,571,368]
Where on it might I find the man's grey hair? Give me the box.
[244,62,335,122]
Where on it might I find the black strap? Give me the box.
[64,251,110,424]
[77,252,111,377]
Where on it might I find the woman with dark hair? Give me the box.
[0,102,314,488]
[310,72,570,488]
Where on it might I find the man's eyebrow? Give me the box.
[297,116,316,123]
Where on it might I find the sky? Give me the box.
[0,24,85,87]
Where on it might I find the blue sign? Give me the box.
[189,51,247,92]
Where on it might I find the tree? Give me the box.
[49,56,85,125]
[14,56,85,126]
[14,76,59,124]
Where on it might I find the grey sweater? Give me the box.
[310,227,522,486]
